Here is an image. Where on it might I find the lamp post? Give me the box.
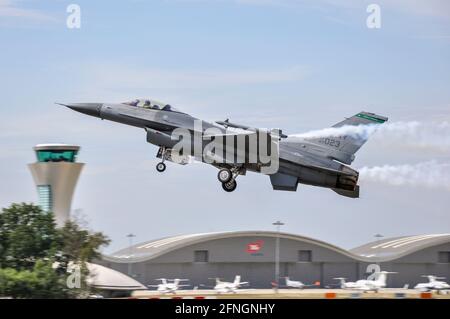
[273,220,284,291]
[126,233,136,277]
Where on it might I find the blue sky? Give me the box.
[1,0,450,253]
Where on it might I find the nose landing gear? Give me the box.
[156,146,167,173]
[156,162,166,172]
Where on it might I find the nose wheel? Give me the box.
[156,162,166,172]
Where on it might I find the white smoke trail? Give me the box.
[289,121,450,152]
[359,161,450,190]
[289,121,450,190]
[290,124,378,139]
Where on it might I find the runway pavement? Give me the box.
[131,288,450,299]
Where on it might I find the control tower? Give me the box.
[28,144,84,227]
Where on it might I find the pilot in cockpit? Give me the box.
[144,100,151,107]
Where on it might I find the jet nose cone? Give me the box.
[57,103,102,117]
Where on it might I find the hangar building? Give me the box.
[99,231,450,288]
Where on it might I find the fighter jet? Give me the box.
[60,98,387,197]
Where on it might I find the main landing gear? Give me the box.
[217,167,241,192]
[154,145,242,193]
[222,179,237,192]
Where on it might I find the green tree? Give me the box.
[0,203,110,298]
[0,203,59,270]
[0,260,70,298]
[59,220,110,263]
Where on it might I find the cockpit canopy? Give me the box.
[123,99,182,113]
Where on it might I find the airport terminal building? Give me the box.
[100,231,450,288]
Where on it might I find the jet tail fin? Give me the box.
[308,112,388,164]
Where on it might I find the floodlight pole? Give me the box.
[273,220,284,292]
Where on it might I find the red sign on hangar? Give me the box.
[246,240,264,255]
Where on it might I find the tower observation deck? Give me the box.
[28,144,84,227]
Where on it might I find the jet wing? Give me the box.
[203,127,284,140]
[216,119,288,138]
[202,130,256,140]
[215,119,251,130]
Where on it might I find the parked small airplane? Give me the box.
[210,275,249,293]
[61,98,387,197]
[148,278,190,294]
[283,277,320,289]
[334,271,396,292]
[414,275,450,292]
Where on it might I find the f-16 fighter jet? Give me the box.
[60,98,387,197]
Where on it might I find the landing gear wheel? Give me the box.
[218,168,232,183]
[222,180,237,192]
[156,162,166,172]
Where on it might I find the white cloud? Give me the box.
[0,0,54,21]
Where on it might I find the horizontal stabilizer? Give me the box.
[332,185,360,198]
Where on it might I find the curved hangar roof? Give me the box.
[350,233,450,259]
[104,231,356,263]
[103,231,450,263]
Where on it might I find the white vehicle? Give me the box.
[285,277,305,289]
[334,271,396,292]
[148,278,190,294]
[414,276,450,292]
[213,275,249,293]
[283,277,320,289]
